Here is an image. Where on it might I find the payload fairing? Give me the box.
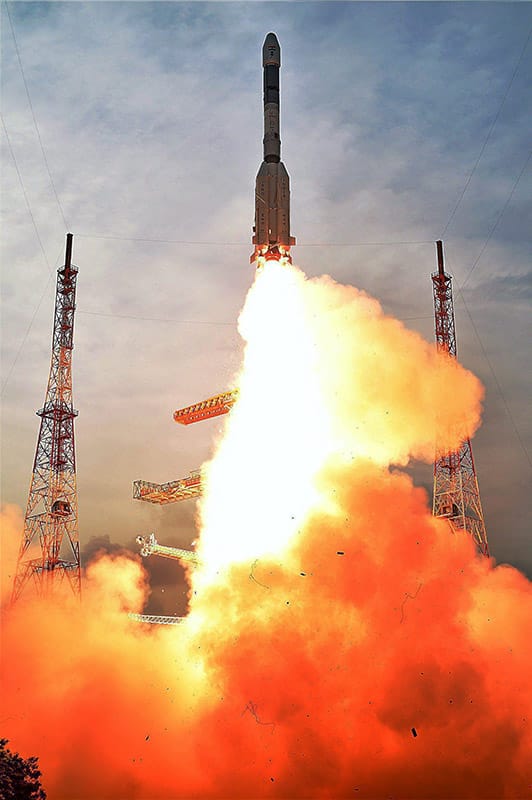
[251,33,296,266]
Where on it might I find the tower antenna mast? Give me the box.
[12,233,81,602]
[431,240,489,557]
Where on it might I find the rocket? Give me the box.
[251,33,295,266]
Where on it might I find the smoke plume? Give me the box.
[1,263,530,799]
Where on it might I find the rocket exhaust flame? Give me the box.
[2,259,531,799]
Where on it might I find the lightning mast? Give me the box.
[431,240,489,557]
[12,233,81,602]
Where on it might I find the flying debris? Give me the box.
[251,33,296,268]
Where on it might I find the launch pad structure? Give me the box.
[174,390,239,425]
[132,392,240,506]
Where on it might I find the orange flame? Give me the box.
[1,262,530,799]
[194,262,482,581]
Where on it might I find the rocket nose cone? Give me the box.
[263,32,280,67]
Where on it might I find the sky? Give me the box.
[1,1,531,614]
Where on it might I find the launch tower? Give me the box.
[11,234,81,602]
[431,240,489,557]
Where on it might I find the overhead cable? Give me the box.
[1,114,52,274]
[77,308,432,325]
[0,248,63,398]
[441,27,532,239]
[456,286,531,471]
[77,309,237,326]
[5,1,70,231]
[74,232,434,247]
[460,149,532,289]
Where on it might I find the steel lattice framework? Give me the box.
[432,240,489,557]
[128,613,183,625]
[174,389,239,425]
[132,390,237,623]
[12,234,82,602]
[132,470,203,504]
[136,533,200,565]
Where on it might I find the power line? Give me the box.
[77,308,433,325]
[441,27,532,239]
[295,241,434,247]
[77,309,237,326]
[74,232,434,247]
[455,285,531,471]
[75,234,248,245]
[0,248,63,398]
[5,1,69,231]
[80,235,253,246]
[1,114,52,274]
[460,148,532,289]
[438,29,532,476]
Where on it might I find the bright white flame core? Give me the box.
[192,256,484,589]
[196,262,333,580]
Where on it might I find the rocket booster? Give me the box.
[251,33,295,265]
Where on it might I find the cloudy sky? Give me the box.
[1,2,531,605]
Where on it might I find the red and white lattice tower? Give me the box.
[432,240,489,557]
[11,233,81,602]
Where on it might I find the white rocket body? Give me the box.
[251,33,295,265]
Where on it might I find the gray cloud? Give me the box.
[468,270,532,304]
